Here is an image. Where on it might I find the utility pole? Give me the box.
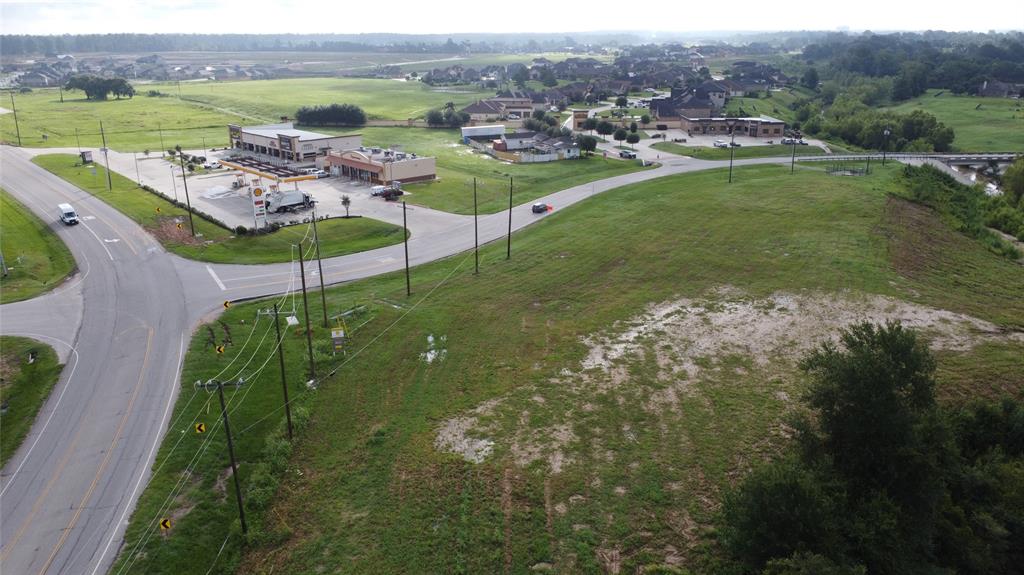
[59,84,64,103]
[9,92,21,147]
[403,201,411,296]
[273,303,293,441]
[177,147,196,236]
[134,152,141,185]
[99,121,113,191]
[311,207,328,327]
[790,138,797,174]
[216,382,248,534]
[75,128,81,154]
[158,123,165,152]
[473,178,479,274]
[297,241,316,380]
[506,176,513,260]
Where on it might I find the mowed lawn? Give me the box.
[165,77,494,122]
[723,86,816,124]
[651,141,827,160]
[32,155,406,264]
[0,336,63,468]
[0,87,246,151]
[349,127,653,214]
[114,163,1023,574]
[0,189,75,303]
[884,89,1024,151]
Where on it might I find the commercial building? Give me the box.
[324,146,436,184]
[228,123,361,163]
[679,115,786,138]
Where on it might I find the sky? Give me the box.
[1,0,1022,36]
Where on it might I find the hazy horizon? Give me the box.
[2,0,1021,37]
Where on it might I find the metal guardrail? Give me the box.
[798,152,1020,162]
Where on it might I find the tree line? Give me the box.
[294,103,366,127]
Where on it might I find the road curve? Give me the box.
[1,143,811,574]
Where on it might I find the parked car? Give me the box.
[650,133,664,139]
[798,139,809,145]
[531,203,550,213]
[619,150,637,159]
[781,137,796,145]
[371,185,388,196]
[713,140,729,148]
[203,160,221,169]
[314,169,328,178]
[730,141,742,147]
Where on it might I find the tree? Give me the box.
[512,67,529,88]
[629,121,638,133]
[1003,157,1024,207]
[640,114,651,127]
[575,134,598,155]
[539,67,558,87]
[626,132,640,149]
[582,117,598,134]
[531,109,546,121]
[613,128,628,145]
[341,195,351,217]
[596,120,614,136]
[801,67,820,90]
[425,109,446,127]
[615,95,628,108]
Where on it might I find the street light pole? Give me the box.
[790,137,797,174]
[170,165,179,202]
[99,121,113,191]
[9,92,22,147]
[726,119,737,184]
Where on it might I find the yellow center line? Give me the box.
[36,327,155,575]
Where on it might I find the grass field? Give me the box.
[114,163,1023,574]
[33,155,406,264]
[0,87,246,151]
[163,77,493,123]
[0,189,75,303]
[346,127,653,214]
[884,89,1024,151]
[651,141,827,160]
[0,336,63,468]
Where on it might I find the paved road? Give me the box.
[0,142,870,574]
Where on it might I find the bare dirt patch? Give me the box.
[149,216,208,246]
[435,288,1022,471]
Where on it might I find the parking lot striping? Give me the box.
[206,265,227,291]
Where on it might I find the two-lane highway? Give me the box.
[0,147,193,575]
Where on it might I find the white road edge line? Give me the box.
[206,265,226,291]
[0,334,79,499]
[80,220,115,261]
[89,333,186,575]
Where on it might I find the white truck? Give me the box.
[265,189,315,213]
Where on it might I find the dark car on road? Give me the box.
[532,203,550,213]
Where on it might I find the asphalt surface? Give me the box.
[0,142,918,574]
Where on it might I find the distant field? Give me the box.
[651,141,826,160]
[116,163,1023,574]
[162,77,494,122]
[0,87,245,151]
[0,189,75,303]
[345,127,653,214]
[33,154,405,264]
[884,89,1024,151]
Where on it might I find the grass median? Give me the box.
[0,189,76,303]
[32,154,406,264]
[0,336,63,468]
[115,163,1023,574]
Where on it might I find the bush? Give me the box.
[234,225,249,236]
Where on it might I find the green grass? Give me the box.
[0,336,63,468]
[0,189,75,303]
[596,107,650,118]
[884,89,1024,151]
[0,87,247,151]
[651,141,827,160]
[116,163,1023,574]
[32,155,405,264]
[164,77,493,123]
[334,127,653,214]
